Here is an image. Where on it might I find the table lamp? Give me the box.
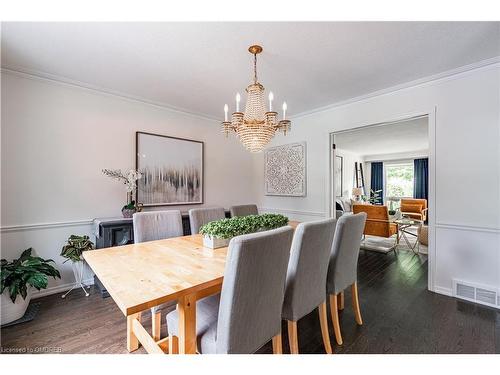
[352,187,363,200]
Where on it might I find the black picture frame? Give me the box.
[135,131,204,206]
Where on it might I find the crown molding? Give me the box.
[291,55,500,119]
[1,66,220,123]
[3,55,500,123]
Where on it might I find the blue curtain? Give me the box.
[370,162,384,205]
[414,158,429,200]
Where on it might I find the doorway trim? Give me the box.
[326,108,437,292]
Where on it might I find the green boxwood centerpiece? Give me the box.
[200,214,289,249]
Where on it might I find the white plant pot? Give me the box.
[203,235,231,249]
[1,288,32,325]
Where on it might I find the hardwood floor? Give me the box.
[1,249,498,354]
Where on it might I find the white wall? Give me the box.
[363,149,429,162]
[256,63,500,297]
[1,71,259,296]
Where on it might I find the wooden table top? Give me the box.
[83,221,299,316]
[84,234,227,315]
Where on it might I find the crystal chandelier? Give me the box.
[221,45,291,153]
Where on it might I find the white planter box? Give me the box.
[1,288,32,325]
[203,235,231,249]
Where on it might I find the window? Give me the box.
[385,162,414,199]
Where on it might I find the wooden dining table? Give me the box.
[83,221,299,354]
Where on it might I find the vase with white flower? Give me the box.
[102,169,143,218]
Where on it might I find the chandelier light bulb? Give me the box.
[224,104,228,122]
[268,92,274,111]
[236,92,241,112]
[282,102,287,119]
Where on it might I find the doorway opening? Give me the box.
[329,114,434,290]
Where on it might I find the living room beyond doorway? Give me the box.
[331,115,431,283]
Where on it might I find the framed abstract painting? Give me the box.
[136,132,203,206]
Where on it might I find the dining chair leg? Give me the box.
[318,302,333,354]
[152,311,161,341]
[337,291,344,310]
[287,320,299,354]
[169,335,179,354]
[329,294,343,345]
[351,282,363,325]
[272,333,283,354]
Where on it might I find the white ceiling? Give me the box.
[335,117,429,157]
[2,22,499,119]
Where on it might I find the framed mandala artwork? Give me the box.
[264,142,306,196]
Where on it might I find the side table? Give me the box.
[395,218,421,254]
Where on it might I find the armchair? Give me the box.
[352,205,398,254]
[400,199,428,222]
[352,205,398,239]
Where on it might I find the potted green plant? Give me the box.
[121,200,137,219]
[1,248,61,325]
[60,235,95,298]
[199,214,289,249]
[102,168,142,218]
[364,189,382,205]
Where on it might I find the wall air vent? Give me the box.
[476,288,497,305]
[452,279,499,309]
[456,283,475,300]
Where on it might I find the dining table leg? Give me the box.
[127,312,142,352]
[177,293,197,354]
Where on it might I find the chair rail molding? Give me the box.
[258,207,326,219]
[434,222,500,234]
[0,219,93,233]
[4,218,497,234]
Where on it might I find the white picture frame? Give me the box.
[264,142,306,197]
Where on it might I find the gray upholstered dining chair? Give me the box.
[133,210,184,340]
[229,204,258,217]
[133,210,184,243]
[282,218,337,354]
[188,207,226,234]
[166,226,294,354]
[326,212,367,346]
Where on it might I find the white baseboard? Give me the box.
[31,278,95,299]
[432,286,453,297]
